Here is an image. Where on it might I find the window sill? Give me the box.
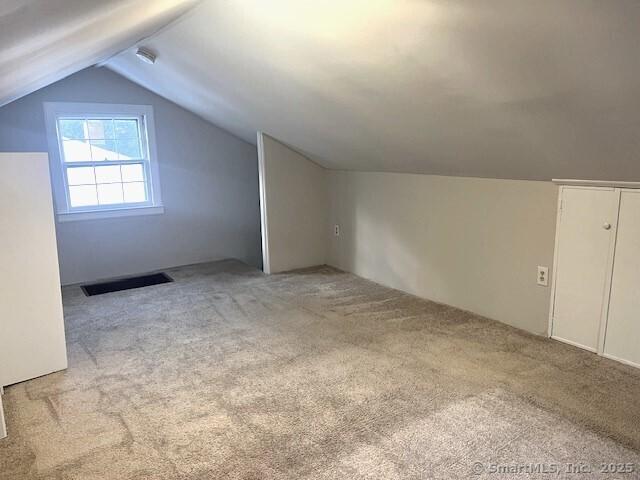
[57,205,164,222]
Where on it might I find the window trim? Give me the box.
[44,102,163,222]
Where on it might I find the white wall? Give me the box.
[258,133,327,273]
[0,153,67,387]
[328,171,558,335]
[0,67,261,285]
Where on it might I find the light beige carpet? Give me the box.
[1,259,639,479]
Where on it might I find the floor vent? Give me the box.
[81,273,173,296]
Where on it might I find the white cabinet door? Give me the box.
[551,187,619,351]
[603,190,640,367]
[0,153,67,387]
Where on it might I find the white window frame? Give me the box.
[44,102,164,222]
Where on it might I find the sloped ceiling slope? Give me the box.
[0,0,199,107]
[106,0,640,180]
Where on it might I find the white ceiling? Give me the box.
[5,1,640,180]
[0,0,198,107]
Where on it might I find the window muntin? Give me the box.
[55,115,151,210]
[45,103,163,221]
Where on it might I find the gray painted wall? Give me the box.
[328,171,558,335]
[0,67,261,285]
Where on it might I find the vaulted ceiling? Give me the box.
[4,1,640,180]
[0,0,198,107]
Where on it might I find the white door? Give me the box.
[603,190,640,367]
[551,187,619,351]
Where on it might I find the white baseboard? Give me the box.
[550,335,598,353]
[601,353,640,370]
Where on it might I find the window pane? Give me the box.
[97,183,124,205]
[69,185,98,207]
[90,140,119,161]
[58,119,86,140]
[113,119,142,159]
[62,139,91,162]
[121,163,144,182]
[67,167,95,186]
[123,182,146,203]
[114,119,139,139]
[95,165,122,184]
[56,112,156,213]
[87,119,114,139]
[115,137,142,159]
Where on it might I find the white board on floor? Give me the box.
[0,153,67,388]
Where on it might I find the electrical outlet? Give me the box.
[537,266,549,286]
[334,224,340,236]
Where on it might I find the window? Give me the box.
[44,103,163,221]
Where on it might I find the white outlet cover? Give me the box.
[537,266,549,286]
[334,224,340,236]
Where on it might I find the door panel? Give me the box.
[603,190,640,366]
[552,187,618,351]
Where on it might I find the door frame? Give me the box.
[0,388,6,439]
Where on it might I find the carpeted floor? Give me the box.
[1,259,639,479]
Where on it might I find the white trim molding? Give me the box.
[57,205,165,222]
[552,179,640,188]
[0,390,6,439]
[256,131,271,274]
[43,102,164,221]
